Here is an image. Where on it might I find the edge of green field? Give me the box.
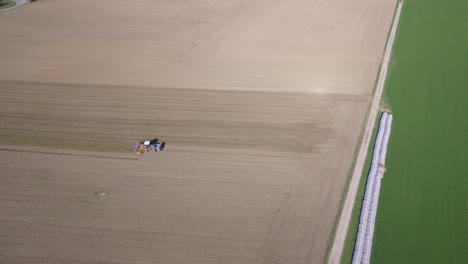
[324,106,381,264]
[0,0,16,11]
[338,116,381,264]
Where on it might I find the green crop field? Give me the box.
[372,0,468,263]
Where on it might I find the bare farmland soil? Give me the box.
[0,0,397,263]
[0,84,368,264]
[0,81,363,154]
[0,0,395,94]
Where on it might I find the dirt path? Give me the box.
[327,2,404,264]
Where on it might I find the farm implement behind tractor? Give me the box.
[133,138,166,156]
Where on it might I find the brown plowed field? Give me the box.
[0,0,396,263]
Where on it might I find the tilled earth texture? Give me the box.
[0,0,396,263]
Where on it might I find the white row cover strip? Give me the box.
[361,114,393,264]
[352,113,388,264]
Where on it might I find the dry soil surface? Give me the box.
[0,0,396,263]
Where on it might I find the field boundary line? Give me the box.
[327,1,403,263]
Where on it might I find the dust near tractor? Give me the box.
[133,138,166,156]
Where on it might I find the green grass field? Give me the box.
[372,0,468,263]
[0,0,16,10]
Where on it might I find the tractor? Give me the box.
[133,138,165,156]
